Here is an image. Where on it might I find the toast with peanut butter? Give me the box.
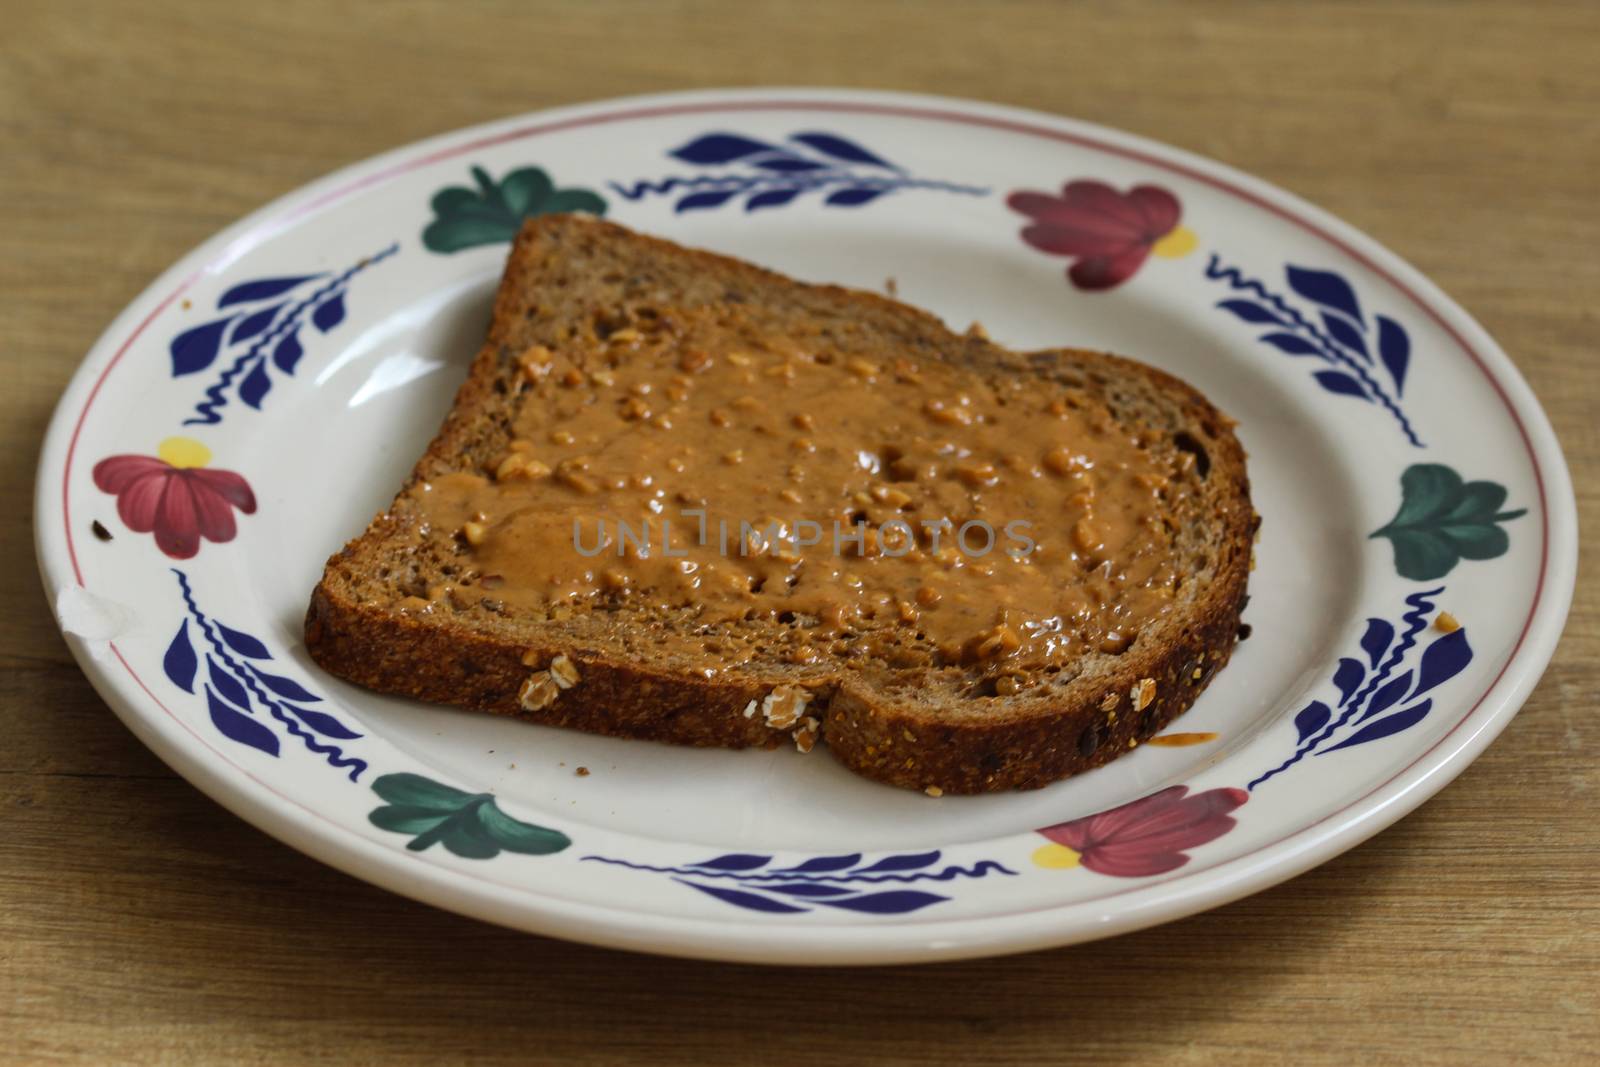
[305,214,1254,794]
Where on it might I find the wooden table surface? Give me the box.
[4,2,1596,1063]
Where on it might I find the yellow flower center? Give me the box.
[1031,843,1083,869]
[1151,225,1198,259]
[158,436,212,470]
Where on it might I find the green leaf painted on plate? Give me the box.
[370,771,475,810]
[368,773,571,858]
[422,164,607,253]
[368,804,454,836]
[476,800,571,855]
[1370,463,1527,581]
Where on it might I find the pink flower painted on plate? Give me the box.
[1032,785,1247,876]
[92,437,256,560]
[1007,180,1196,291]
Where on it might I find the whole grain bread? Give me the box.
[305,214,1254,794]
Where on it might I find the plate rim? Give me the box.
[34,87,1579,965]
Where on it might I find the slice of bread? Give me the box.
[305,214,1254,794]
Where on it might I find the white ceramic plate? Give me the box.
[36,89,1576,965]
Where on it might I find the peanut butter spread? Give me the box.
[408,309,1195,671]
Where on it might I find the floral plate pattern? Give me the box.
[36,90,1575,964]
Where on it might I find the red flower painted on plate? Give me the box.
[1007,180,1196,291]
[1032,785,1247,876]
[92,437,256,560]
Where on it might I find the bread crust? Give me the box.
[304,215,1254,793]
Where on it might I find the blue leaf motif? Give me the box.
[178,245,395,426]
[170,318,233,377]
[207,655,250,711]
[1377,314,1410,394]
[163,621,197,693]
[1321,312,1369,359]
[273,330,304,375]
[206,685,279,756]
[691,853,771,871]
[1217,300,1287,326]
[239,358,272,410]
[1332,658,1365,706]
[817,890,948,914]
[790,133,902,168]
[217,623,271,659]
[1287,265,1363,322]
[1293,700,1331,742]
[746,188,801,212]
[671,134,776,165]
[775,853,862,874]
[1259,332,1322,356]
[1360,618,1394,668]
[855,850,940,874]
[282,703,362,740]
[250,668,321,703]
[825,187,887,207]
[789,132,895,168]
[675,879,805,913]
[312,293,346,332]
[762,883,859,898]
[1203,254,1423,448]
[219,275,321,307]
[1322,700,1432,754]
[676,189,740,213]
[751,156,829,173]
[1314,370,1368,399]
[1359,669,1414,723]
[1412,629,1471,699]
[229,302,284,344]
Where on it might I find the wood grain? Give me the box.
[3,1,1596,1063]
